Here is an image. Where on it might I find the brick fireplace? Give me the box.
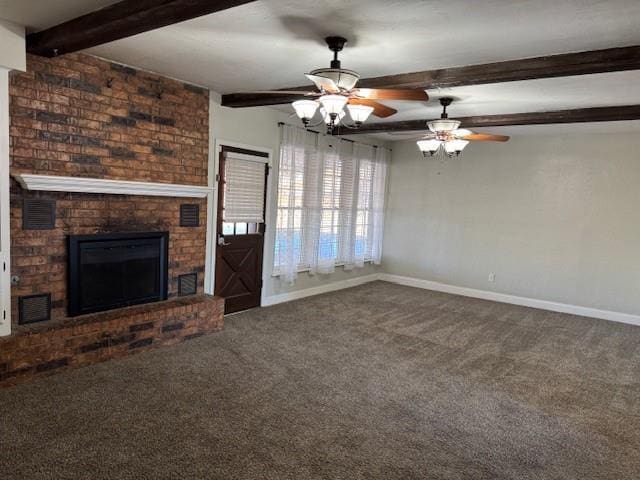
[0,53,224,387]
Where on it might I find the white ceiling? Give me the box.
[1,0,640,139]
[0,0,118,31]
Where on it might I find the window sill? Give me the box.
[271,259,375,278]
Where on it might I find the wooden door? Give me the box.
[214,146,268,314]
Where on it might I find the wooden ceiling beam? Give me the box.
[333,105,640,135]
[356,45,640,89]
[221,91,311,108]
[27,0,257,57]
[221,45,640,107]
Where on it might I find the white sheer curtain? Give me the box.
[370,146,389,265]
[275,124,389,283]
[275,125,318,283]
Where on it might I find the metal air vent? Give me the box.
[19,293,52,324]
[23,199,56,229]
[178,273,197,296]
[180,204,199,227]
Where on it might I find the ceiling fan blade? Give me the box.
[305,74,340,93]
[462,133,510,142]
[354,88,429,101]
[348,98,397,118]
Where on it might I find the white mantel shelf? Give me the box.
[13,174,214,198]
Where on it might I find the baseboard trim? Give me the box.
[261,272,640,327]
[379,273,640,327]
[261,274,380,307]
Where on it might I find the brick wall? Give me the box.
[9,53,210,327]
[10,53,208,184]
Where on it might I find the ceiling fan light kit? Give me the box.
[231,35,426,132]
[416,97,509,157]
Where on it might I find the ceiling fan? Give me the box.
[230,36,429,130]
[391,97,510,156]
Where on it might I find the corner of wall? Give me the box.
[0,19,26,72]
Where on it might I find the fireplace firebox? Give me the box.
[68,232,169,317]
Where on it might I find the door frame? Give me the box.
[206,138,273,308]
[0,68,11,336]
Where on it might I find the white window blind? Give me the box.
[223,152,266,223]
[274,124,389,283]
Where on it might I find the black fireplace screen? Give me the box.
[68,232,169,316]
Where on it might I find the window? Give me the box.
[274,124,388,283]
[222,154,266,223]
[356,157,374,259]
[273,138,306,269]
[222,221,260,236]
[221,151,267,236]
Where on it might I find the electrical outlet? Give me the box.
[488,273,496,283]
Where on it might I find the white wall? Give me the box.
[0,18,23,336]
[0,19,26,71]
[383,129,640,316]
[209,97,386,300]
[0,69,10,336]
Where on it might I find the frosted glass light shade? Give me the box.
[417,139,442,155]
[292,100,319,122]
[319,94,348,115]
[346,104,374,124]
[427,119,461,133]
[309,68,360,90]
[444,139,469,155]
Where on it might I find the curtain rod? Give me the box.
[278,122,357,143]
[277,122,391,151]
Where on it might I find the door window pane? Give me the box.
[235,222,247,235]
[222,222,235,235]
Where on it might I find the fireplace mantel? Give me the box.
[13,174,213,198]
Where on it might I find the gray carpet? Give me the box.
[1,281,639,479]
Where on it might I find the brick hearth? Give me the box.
[0,295,224,387]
